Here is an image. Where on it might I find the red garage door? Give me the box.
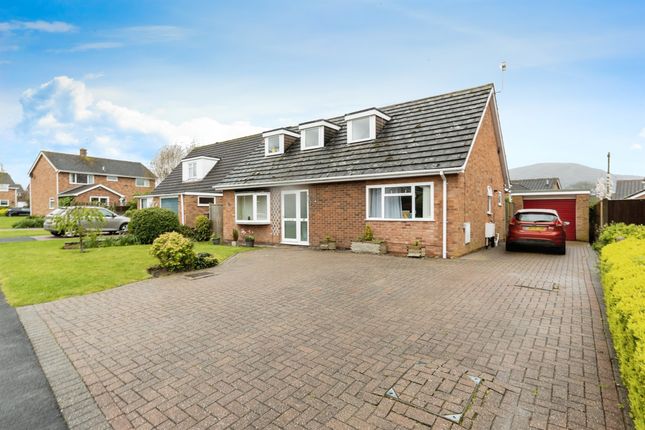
[523,199,576,240]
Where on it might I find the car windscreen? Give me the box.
[516,212,558,222]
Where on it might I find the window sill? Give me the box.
[348,137,374,144]
[365,218,435,222]
[235,220,270,225]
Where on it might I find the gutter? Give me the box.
[440,170,447,259]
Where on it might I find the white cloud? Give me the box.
[17,76,263,163]
[631,143,642,150]
[52,42,123,53]
[0,20,76,33]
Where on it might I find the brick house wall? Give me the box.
[72,188,123,206]
[139,194,219,227]
[0,189,17,207]
[58,173,154,202]
[30,156,58,216]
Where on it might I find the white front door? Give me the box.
[282,190,308,245]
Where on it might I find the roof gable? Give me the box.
[216,84,497,189]
[0,172,17,187]
[33,151,155,179]
[511,177,561,191]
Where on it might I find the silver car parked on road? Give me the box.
[44,206,130,236]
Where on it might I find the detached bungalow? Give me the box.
[214,84,510,258]
[613,179,645,200]
[29,148,156,216]
[138,137,256,226]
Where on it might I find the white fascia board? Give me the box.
[28,152,58,176]
[182,155,220,163]
[262,128,300,138]
[298,120,341,131]
[59,184,125,198]
[512,190,591,196]
[345,108,391,122]
[626,190,645,199]
[215,167,463,190]
[183,192,222,196]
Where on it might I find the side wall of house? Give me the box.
[58,173,154,202]
[30,156,58,216]
[453,103,507,257]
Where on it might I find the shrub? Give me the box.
[193,252,218,270]
[193,215,212,242]
[84,234,140,249]
[129,208,180,244]
[594,223,645,251]
[176,224,196,240]
[362,225,374,241]
[12,216,44,228]
[601,238,645,429]
[0,208,8,217]
[150,232,196,272]
[124,208,138,219]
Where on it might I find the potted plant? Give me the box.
[351,225,387,255]
[231,228,239,246]
[244,234,255,247]
[407,239,425,258]
[320,235,336,250]
[211,233,221,245]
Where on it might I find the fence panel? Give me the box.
[209,204,223,239]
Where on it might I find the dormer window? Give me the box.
[298,120,340,151]
[263,129,300,156]
[182,156,219,182]
[345,108,391,144]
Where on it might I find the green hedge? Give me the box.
[129,208,180,244]
[12,216,44,228]
[601,237,645,429]
[0,208,8,217]
[594,223,645,251]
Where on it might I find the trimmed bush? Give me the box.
[176,224,196,240]
[594,223,645,251]
[193,252,218,269]
[150,232,196,272]
[193,215,212,242]
[12,216,44,228]
[0,208,8,217]
[601,237,645,429]
[129,208,180,244]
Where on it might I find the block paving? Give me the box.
[21,243,629,429]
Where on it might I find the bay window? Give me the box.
[367,183,434,220]
[235,192,270,224]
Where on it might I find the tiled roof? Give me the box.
[216,84,494,189]
[613,179,645,199]
[41,151,155,179]
[511,178,561,191]
[0,172,18,187]
[150,136,259,195]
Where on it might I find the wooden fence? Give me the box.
[209,204,223,239]
[591,199,645,241]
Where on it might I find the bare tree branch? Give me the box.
[149,142,195,182]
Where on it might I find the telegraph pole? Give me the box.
[606,152,612,200]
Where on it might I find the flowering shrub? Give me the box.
[150,232,196,272]
[601,237,645,429]
[594,223,645,251]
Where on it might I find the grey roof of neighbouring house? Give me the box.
[511,178,561,191]
[40,151,155,179]
[0,172,19,187]
[216,84,497,189]
[613,179,645,199]
[150,137,260,195]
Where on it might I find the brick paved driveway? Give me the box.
[22,243,628,429]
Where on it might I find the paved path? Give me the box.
[0,291,67,429]
[20,243,629,429]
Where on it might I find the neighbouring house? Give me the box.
[136,137,257,227]
[29,148,156,216]
[511,177,561,191]
[510,176,589,242]
[613,178,645,200]
[213,84,510,258]
[0,171,22,207]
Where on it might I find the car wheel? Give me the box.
[51,230,62,237]
[557,245,566,255]
[118,223,128,233]
[505,242,514,252]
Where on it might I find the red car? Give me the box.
[506,209,568,254]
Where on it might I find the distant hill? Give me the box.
[510,163,640,190]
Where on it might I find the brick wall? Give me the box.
[72,188,123,206]
[58,173,154,203]
[30,156,58,216]
[182,195,215,227]
[575,194,589,242]
[0,189,17,207]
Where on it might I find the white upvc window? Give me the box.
[48,197,55,209]
[136,178,150,187]
[0,199,8,207]
[187,162,198,179]
[90,196,109,205]
[301,126,323,150]
[235,192,270,224]
[69,173,94,184]
[197,196,215,206]
[345,109,391,144]
[107,175,118,182]
[265,135,283,156]
[366,183,434,221]
[0,184,9,192]
[140,197,153,209]
[487,186,494,214]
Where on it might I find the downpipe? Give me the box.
[440,170,447,259]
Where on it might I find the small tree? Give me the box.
[53,207,105,252]
[149,143,195,182]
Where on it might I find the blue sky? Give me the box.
[1,0,644,187]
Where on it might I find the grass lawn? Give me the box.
[0,217,19,228]
[0,229,50,238]
[0,240,253,307]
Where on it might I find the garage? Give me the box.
[511,190,590,242]
[523,198,576,239]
